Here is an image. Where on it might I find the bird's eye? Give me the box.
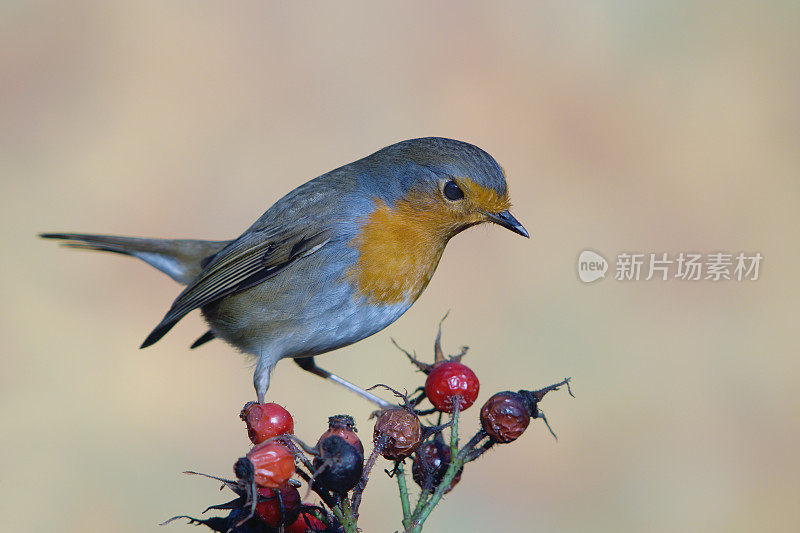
[443,180,464,201]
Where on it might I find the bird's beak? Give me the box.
[486,210,530,238]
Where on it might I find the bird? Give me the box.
[41,137,529,407]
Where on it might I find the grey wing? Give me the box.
[140,228,332,348]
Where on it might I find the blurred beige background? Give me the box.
[2,2,798,532]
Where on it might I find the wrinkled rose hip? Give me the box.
[411,439,462,493]
[480,391,531,443]
[373,409,422,460]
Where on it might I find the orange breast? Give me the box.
[347,194,454,305]
[347,180,510,305]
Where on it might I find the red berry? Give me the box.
[255,484,301,527]
[287,511,327,532]
[244,442,296,489]
[318,414,364,457]
[240,401,294,444]
[373,408,422,460]
[425,362,480,413]
[480,391,531,443]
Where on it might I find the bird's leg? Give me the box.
[294,356,392,409]
[254,356,275,404]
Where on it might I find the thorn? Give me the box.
[434,311,450,363]
[530,377,574,402]
[391,338,432,372]
[202,496,245,514]
[159,515,195,526]
[451,345,470,363]
[538,409,558,441]
[368,384,414,412]
[181,471,240,492]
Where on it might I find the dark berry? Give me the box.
[318,414,364,457]
[240,401,294,444]
[312,435,364,493]
[480,391,531,443]
[411,438,462,494]
[425,361,480,413]
[373,408,422,460]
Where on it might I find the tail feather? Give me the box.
[40,233,229,285]
[42,232,233,348]
[190,330,216,349]
[141,320,176,349]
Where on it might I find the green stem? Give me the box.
[330,504,348,530]
[406,405,462,533]
[332,497,358,533]
[396,462,412,528]
[449,403,460,460]
[411,488,430,521]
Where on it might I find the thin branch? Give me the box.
[406,405,462,533]
[351,446,382,516]
[396,462,412,528]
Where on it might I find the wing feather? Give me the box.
[140,230,331,348]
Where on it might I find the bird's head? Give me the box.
[346,138,529,305]
[362,137,529,241]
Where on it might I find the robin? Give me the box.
[41,137,529,407]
